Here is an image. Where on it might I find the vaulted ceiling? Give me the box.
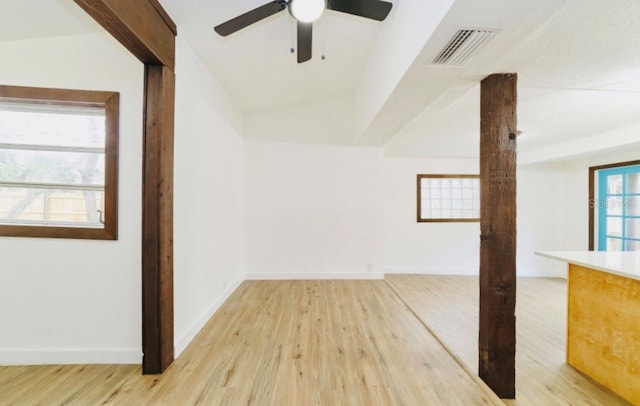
[158,0,640,161]
[161,0,388,112]
[5,0,640,162]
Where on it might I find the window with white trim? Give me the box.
[417,174,480,222]
[0,85,119,240]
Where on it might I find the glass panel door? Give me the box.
[598,165,640,251]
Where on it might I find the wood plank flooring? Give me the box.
[0,280,501,405]
[385,275,633,406]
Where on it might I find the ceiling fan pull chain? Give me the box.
[290,15,295,54]
[321,14,326,60]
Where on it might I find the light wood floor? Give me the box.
[0,280,501,405]
[385,275,632,406]
[0,277,631,405]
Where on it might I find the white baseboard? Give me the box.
[0,348,140,366]
[518,270,567,278]
[384,267,478,276]
[2,266,565,367]
[245,273,384,280]
[384,267,566,278]
[174,275,244,357]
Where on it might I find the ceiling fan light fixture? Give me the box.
[290,0,326,23]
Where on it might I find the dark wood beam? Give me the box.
[478,73,518,399]
[74,0,177,374]
[142,65,175,374]
[74,0,176,69]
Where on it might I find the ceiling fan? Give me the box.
[214,0,393,63]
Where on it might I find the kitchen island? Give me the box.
[536,251,640,405]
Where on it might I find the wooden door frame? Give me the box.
[74,0,177,374]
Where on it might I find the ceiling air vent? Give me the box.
[432,29,495,66]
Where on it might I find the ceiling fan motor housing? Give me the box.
[288,0,328,23]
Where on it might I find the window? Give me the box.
[0,85,119,239]
[417,174,480,222]
[590,161,640,251]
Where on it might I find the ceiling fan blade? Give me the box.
[327,0,393,21]
[214,2,286,36]
[297,22,313,63]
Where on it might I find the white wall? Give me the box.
[0,33,247,365]
[0,33,144,364]
[384,157,569,277]
[517,163,566,276]
[245,140,384,279]
[383,157,480,274]
[516,149,640,278]
[558,149,640,252]
[173,36,245,356]
[245,98,354,146]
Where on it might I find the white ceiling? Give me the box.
[159,0,389,112]
[0,0,101,42]
[5,0,640,161]
[381,0,640,158]
[160,0,640,160]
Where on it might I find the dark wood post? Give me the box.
[478,73,517,399]
[142,65,175,373]
[75,0,177,374]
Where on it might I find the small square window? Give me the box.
[417,174,480,222]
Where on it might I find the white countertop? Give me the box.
[536,251,640,281]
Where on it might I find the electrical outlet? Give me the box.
[367,264,373,272]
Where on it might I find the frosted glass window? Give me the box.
[418,174,480,222]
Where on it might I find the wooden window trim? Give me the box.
[588,159,640,250]
[417,174,480,223]
[0,85,119,240]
